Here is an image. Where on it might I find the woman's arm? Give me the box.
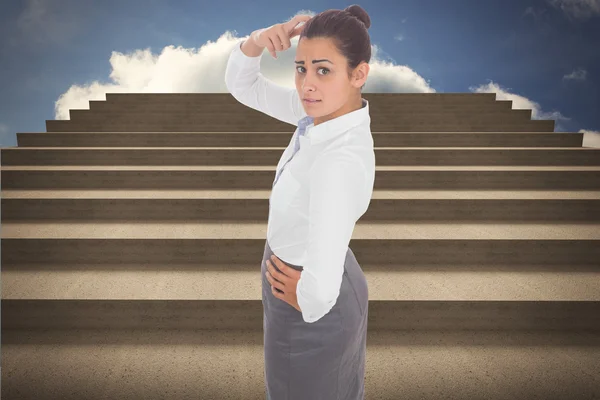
[240,29,266,57]
[224,18,311,126]
[224,37,305,126]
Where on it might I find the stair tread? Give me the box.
[17,131,579,134]
[5,146,597,150]
[2,265,600,301]
[3,165,600,170]
[3,189,600,199]
[2,222,600,239]
[2,328,598,400]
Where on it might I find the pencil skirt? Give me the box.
[261,238,368,400]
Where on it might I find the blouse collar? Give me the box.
[297,98,370,146]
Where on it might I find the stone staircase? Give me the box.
[2,92,599,400]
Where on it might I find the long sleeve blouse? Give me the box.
[225,40,375,323]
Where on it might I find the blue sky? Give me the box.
[0,0,599,147]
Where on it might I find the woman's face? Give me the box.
[294,37,367,126]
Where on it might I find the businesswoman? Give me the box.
[225,5,374,399]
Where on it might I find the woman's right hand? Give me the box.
[252,15,313,59]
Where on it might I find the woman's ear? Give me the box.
[352,62,369,89]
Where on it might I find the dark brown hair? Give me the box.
[299,5,371,90]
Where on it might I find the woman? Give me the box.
[225,5,374,399]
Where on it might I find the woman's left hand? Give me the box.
[266,254,302,313]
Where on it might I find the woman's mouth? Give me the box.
[304,99,321,104]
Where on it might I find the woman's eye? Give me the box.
[296,66,329,75]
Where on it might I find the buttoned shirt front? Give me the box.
[225,40,375,323]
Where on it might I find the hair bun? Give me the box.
[345,5,371,29]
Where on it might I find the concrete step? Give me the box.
[4,188,600,199]
[2,329,598,399]
[2,189,599,222]
[2,223,599,264]
[2,222,600,329]
[89,99,515,112]
[3,221,600,239]
[44,120,556,132]
[65,109,534,123]
[3,147,600,166]
[15,132,585,148]
[104,92,500,105]
[375,121,555,132]
[3,260,600,302]
[2,166,599,190]
[68,108,533,122]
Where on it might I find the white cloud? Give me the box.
[0,123,9,135]
[546,0,600,20]
[54,23,435,119]
[469,81,571,131]
[563,67,588,80]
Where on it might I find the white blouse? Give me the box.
[225,40,375,323]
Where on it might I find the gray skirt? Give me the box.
[261,238,369,400]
